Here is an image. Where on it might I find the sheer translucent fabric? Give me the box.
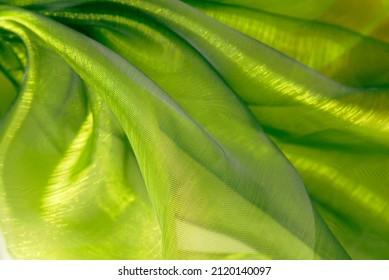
[0,0,388,259]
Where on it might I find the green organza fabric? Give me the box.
[0,0,388,260]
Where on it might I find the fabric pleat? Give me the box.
[0,0,388,259]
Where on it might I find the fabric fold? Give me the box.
[0,0,388,260]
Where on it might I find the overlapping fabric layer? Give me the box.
[0,0,388,259]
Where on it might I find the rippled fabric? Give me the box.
[0,0,388,260]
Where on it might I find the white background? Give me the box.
[0,260,388,280]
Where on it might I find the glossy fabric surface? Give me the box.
[0,0,388,259]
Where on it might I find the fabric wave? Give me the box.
[0,0,388,259]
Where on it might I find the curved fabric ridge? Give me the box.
[183,0,389,88]
[0,0,388,260]
[182,0,389,43]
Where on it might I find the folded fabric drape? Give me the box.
[0,0,388,259]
